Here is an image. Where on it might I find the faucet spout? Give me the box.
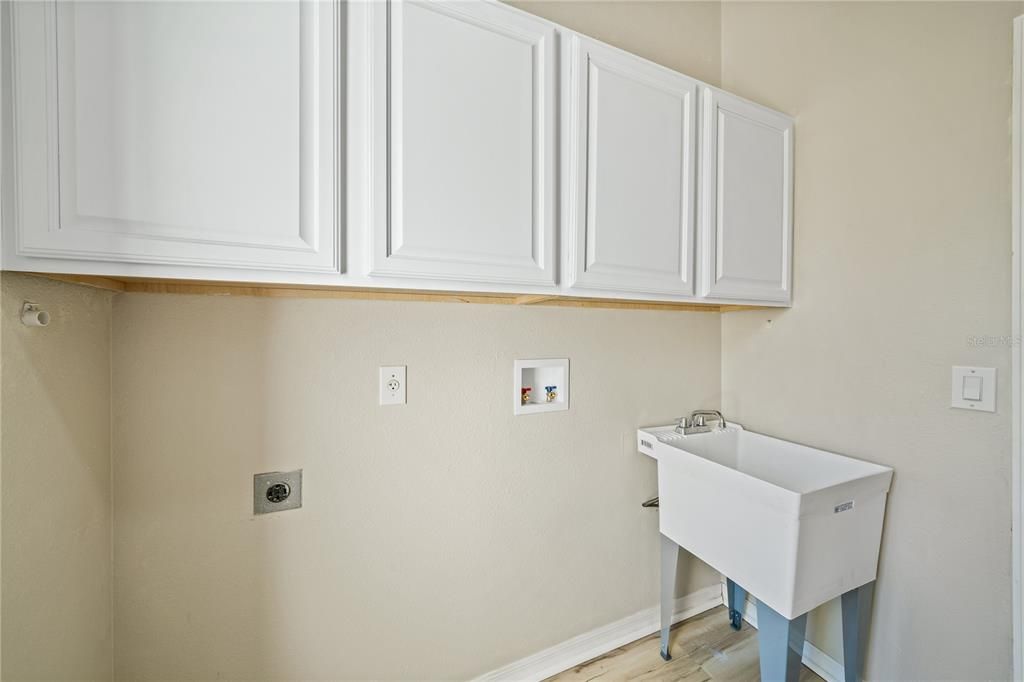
[690,410,726,428]
[676,410,727,435]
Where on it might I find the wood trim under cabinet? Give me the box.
[21,272,771,313]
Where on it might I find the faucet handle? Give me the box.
[674,416,691,433]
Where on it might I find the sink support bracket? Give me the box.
[841,581,876,682]
[725,578,747,630]
[659,533,678,661]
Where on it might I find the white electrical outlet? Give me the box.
[380,366,407,405]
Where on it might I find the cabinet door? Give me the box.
[698,88,793,303]
[363,0,557,286]
[563,34,697,296]
[7,1,341,273]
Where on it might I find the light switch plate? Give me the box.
[951,366,996,412]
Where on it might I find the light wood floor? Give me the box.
[546,606,824,682]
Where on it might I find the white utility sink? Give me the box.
[638,423,893,620]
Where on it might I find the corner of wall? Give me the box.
[1,273,115,681]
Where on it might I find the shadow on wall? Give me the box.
[1,273,113,680]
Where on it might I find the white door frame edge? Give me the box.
[1010,15,1023,682]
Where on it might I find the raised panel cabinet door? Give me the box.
[699,88,794,303]
[7,1,342,273]
[563,34,697,296]
[364,0,557,286]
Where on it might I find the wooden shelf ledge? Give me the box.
[24,272,772,313]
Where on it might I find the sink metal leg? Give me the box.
[726,578,747,630]
[841,581,876,682]
[659,533,678,661]
[755,601,807,682]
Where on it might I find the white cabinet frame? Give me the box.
[359,0,558,286]
[5,0,343,274]
[563,34,697,296]
[698,87,794,303]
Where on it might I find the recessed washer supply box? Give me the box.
[638,423,893,619]
[514,358,569,415]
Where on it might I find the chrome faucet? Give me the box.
[675,409,727,435]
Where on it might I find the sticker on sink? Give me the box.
[834,501,855,514]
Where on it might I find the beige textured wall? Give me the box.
[110,4,725,678]
[112,295,721,680]
[1,273,113,680]
[719,2,1021,679]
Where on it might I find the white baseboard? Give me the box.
[474,580,846,682]
[472,583,724,682]
[802,643,844,682]
[728,582,844,682]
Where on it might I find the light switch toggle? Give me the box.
[962,375,983,402]
[951,366,996,412]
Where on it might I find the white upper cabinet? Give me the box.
[360,0,557,286]
[4,0,795,305]
[563,34,697,296]
[6,1,342,273]
[698,88,793,303]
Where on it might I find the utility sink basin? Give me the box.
[638,423,893,619]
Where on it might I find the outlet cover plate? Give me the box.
[380,365,407,405]
[254,470,302,514]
